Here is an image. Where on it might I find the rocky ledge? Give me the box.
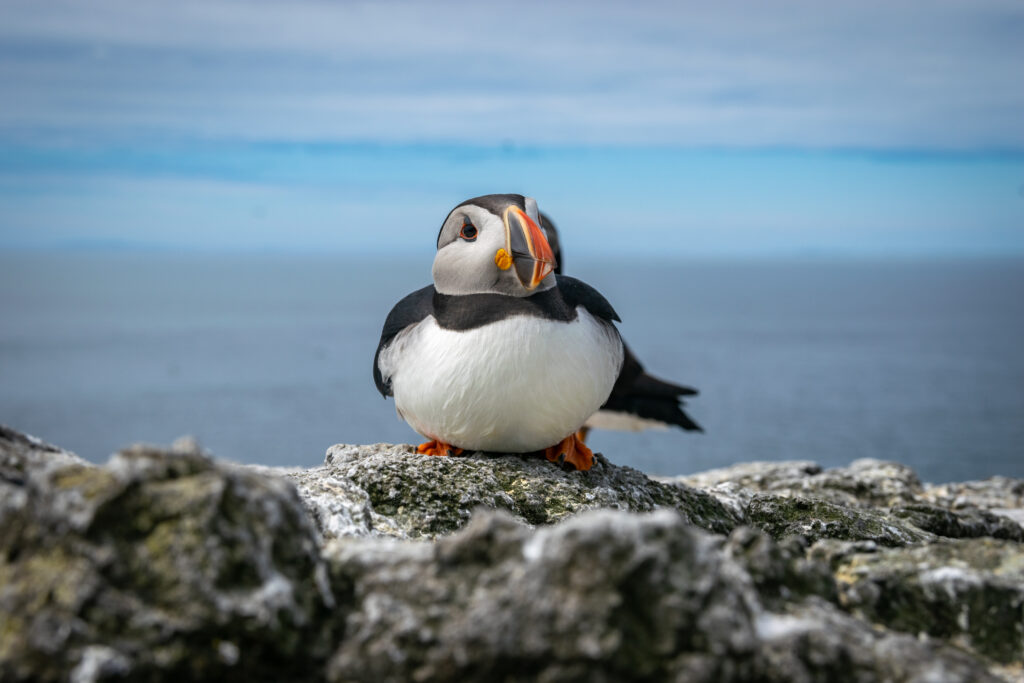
[2,426,1022,682]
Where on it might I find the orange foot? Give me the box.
[416,440,464,457]
[544,433,595,471]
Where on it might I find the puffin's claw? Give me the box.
[416,440,464,457]
[544,433,594,471]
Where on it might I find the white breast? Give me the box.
[378,309,624,452]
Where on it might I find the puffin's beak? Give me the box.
[502,206,557,290]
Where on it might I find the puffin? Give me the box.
[537,212,703,439]
[373,193,627,470]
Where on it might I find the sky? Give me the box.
[1,0,1022,257]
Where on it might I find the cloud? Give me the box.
[2,1,1021,257]
[2,144,1021,256]
[1,0,1022,148]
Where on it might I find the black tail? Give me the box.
[602,345,703,432]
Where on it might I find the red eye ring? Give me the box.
[459,221,478,241]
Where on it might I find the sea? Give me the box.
[1,251,1022,484]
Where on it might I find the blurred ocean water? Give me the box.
[1,251,1022,483]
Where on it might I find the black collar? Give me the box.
[432,287,577,331]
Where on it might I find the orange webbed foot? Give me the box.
[416,440,464,457]
[544,433,595,471]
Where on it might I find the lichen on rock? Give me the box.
[674,458,926,509]
[323,509,998,683]
[833,537,1024,665]
[290,443,741,540]
[890,502,1024,542]
[2,425,1022,682]
[746,494,935,547]
[0,429,337,682]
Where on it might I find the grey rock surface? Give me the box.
[890,503,1024,542]
[324,510,997,683]
[675,457,1024,545]
[922,477,1024,511]
[831,538,1024,665]
[0,424,89,480]
[0,427,336,682]
[674,457,926,509]
[746,494,935,547]
[290,443,740,540]
[2,426,1023,681]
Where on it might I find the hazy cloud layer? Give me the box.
[2,144,1020,255]
[2,0,1022,148]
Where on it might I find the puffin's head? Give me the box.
[433,194,557,297]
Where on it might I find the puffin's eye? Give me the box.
[459,221,478,241]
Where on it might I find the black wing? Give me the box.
[556,274,700,430]
[602,344,703,432]
[555,274,620,323]
[555,274,701,429]
[373,285,435,397]
[545,219,701,432]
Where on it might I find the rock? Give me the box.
[290,443,740,540]
[922,477,1024,511]
[673,458,1024,547]
[2,425,1022,682]
[751,599,1002,683]
[324,510,997,683]
[890,503,1024,542]
[672,460,823,509]
[833,538,1024,665]
[287,447,410,540]
[674,458,925,509]
[0,433,336,682]
[723,526,838,609]
[746,495,935,547]
[1,424,89,482]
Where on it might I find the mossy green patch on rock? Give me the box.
[835,538,1024,664]
[3,426,1023,681]
[891,503,1024,542]
[0,438,337,682]
[323,510,999,683]
[745,494,933,546]
[296,444,740,539]
[724,527,839,609]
